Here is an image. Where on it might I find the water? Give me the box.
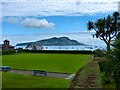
[15,45,105,51]
[42,45,104,51]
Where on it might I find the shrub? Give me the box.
[16,48,24,53]
[98,61,112,72]
[101,72,114,85]
[112,33,120,89]
[2,50,16,55]
[93,49,106,57]
[93,57,107,62]
[98,61,114,85]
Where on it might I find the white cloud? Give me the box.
[21,18,55,29]
[1,0,119,16]
[4,17,21,23]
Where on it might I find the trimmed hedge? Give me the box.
[24,50,93,54]
[2,50,16,55]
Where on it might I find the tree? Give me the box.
[87,12,120,53]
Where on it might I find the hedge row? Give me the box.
[2,50,16,55]
[24,50,93,54]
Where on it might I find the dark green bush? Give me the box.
[112,33,120,89]
[93,49,106,57]
[98,61,113,72]
[98,61,114,85]
[16,48,24,53]
[102,72,114,85]
[2,50,16,55]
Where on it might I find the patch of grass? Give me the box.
[2,53,91,73]
[2,72,70,88]
[71,61,102,88]
[93,57,107,62]
[102,83,116,88]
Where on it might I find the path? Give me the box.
[9,69,74,79]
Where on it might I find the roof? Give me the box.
[2,44,14,48]
[15,45,28,49]
[15,43,43,49]
[4,39,9,42]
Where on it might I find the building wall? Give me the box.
[2,45,14,51]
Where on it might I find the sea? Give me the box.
[42,45,105,51]
[15,45,105,51]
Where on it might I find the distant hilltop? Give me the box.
[16,37,86,46]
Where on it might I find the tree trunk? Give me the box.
[106,43,111,54]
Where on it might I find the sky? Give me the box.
[0,0,119,47]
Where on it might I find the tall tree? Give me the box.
[87,12,120,53]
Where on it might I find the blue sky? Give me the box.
[0,0,119,46]
[2,15,109,35]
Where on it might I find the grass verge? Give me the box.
[2,72,70,88]
[70,61,102,88]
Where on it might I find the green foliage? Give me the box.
[98,61,113,72]
[2,53,91,73]
[101,72,116,88]
[93,57,107,62]
[2,50,16,55]
[87,12,120,52]
[93,49,106,57]
[17,48,24,53]
[112,33,120,89]
[98,60,114,85]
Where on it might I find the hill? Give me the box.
[16,37,86,46]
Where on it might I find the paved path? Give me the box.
[10,69,75,79]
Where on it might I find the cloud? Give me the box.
[21,18,55,29]
[1,0,119,16]
[4,17,21,23]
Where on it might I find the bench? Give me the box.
[0,66,11,72]
[33,70,47,76]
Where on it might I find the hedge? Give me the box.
[24,50,93,54]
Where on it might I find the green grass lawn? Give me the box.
[2,72,70,88]
[2,53,91,73]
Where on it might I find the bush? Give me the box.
[101,72,114,85]
[16,48,24,53]
[112,33,120,89]
[2,50,16,55]
[93,57,107,62]
[93,49,106,57]
[98,61,113,73]
[98,61,114,85]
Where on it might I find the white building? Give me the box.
[15,43,43,50]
